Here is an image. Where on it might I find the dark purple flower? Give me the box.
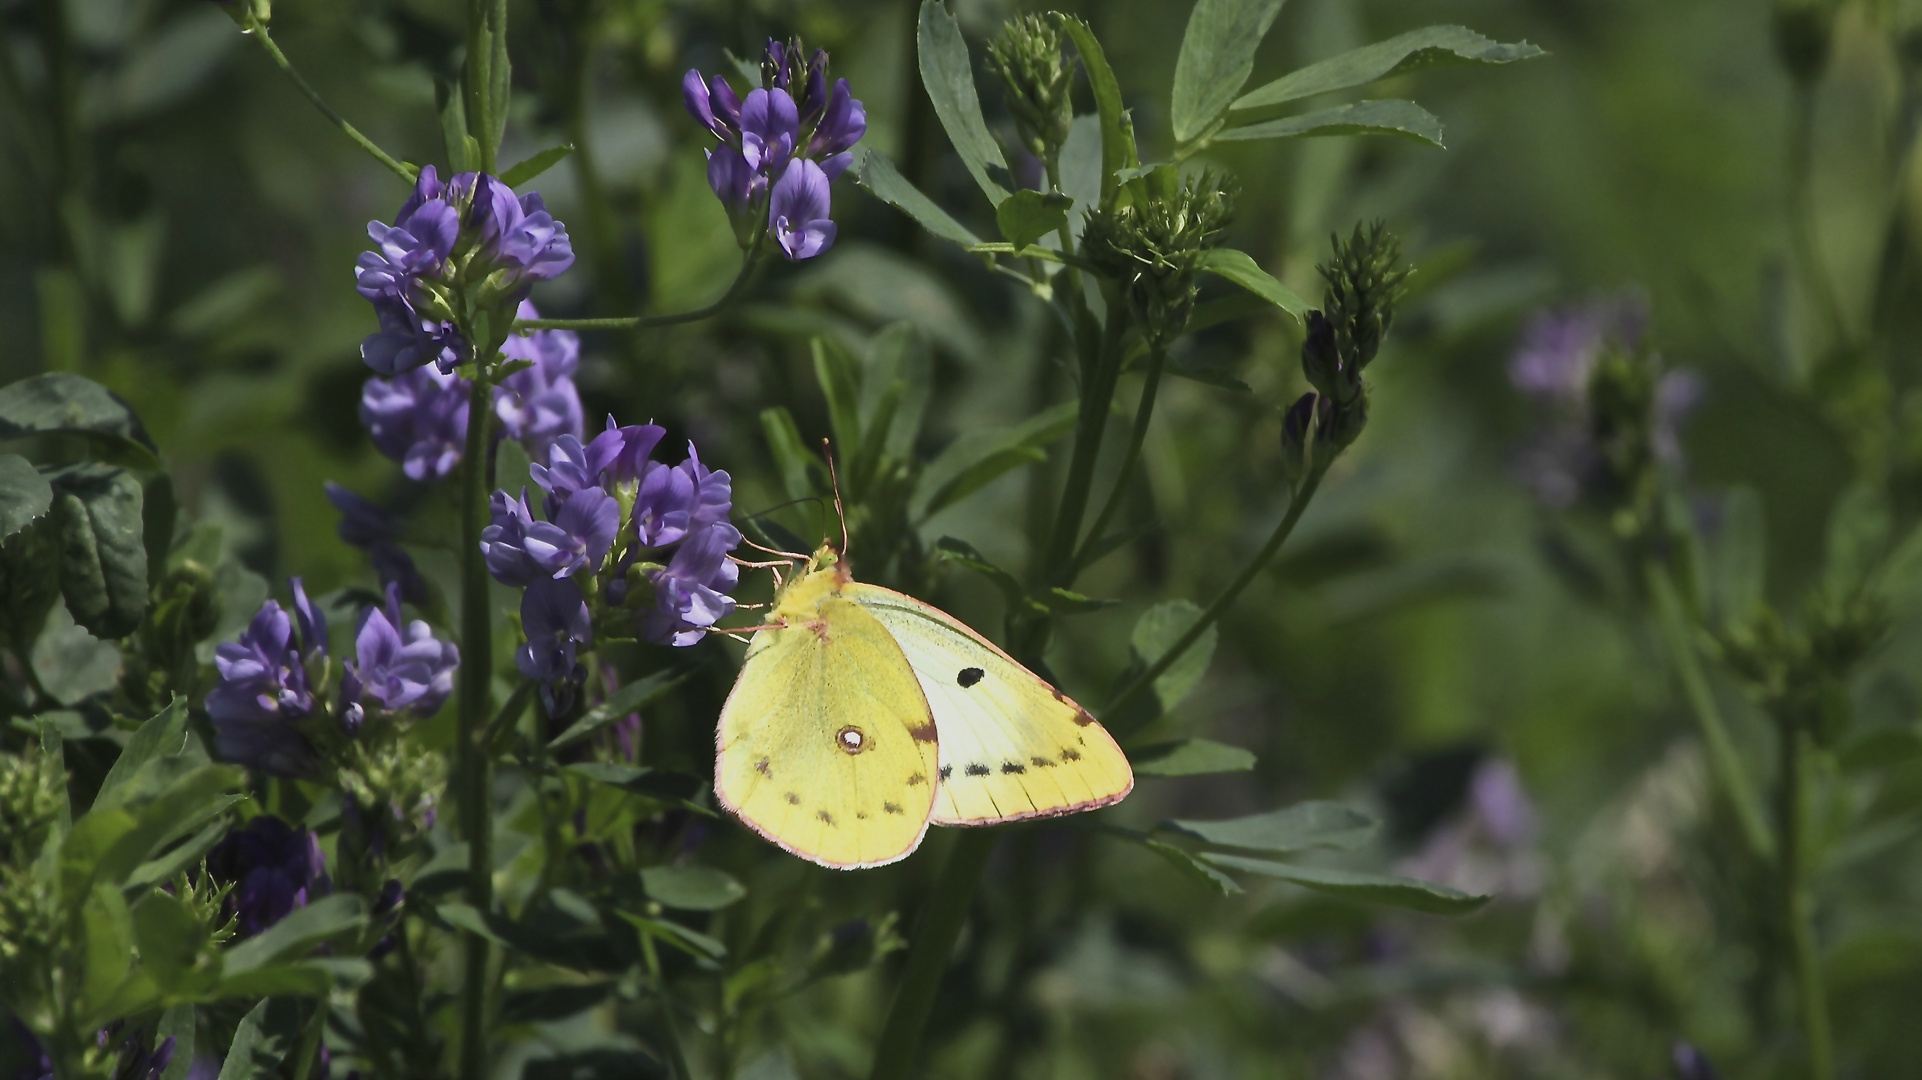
[207,586,326,778]
[522,487,621,579]
[740,88,799,174]
[206,815,330,938]
[360,295,462,377]
[529,431,623,513]
[324,483,429,604]
[341,585,459,726]
[480,488,543,586]
[495,301,584,462]
[706,145,758,210]
[809,79,866,180]
[516,576,592,717]
[361,365,469,482]
[769,159,835,261]
[468,176,575,288]
[639,518,741,647]
[633,442,732,548]
[1671,1043,1720,1080]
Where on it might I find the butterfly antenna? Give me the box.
[739,533,809,562]
[821,438,849,555]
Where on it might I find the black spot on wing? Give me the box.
[784,791,802,804]
[1059,748,1081,762]
[939,765,953,781]
[1030,756,1054,768]
[883,802,903,815]
[907,772,927,786]
[1000,762,1025,774]
[957,667,985,687]
[965,763,991,777]
[816,810,836,825]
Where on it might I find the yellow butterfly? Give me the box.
[714,546,1134,869]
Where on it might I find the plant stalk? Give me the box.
[240,13,417,184]
[1076,344,1167,569]
[1041,303,1129,582]
[1644,560,1775,862]
[1105,466,1326,719]
[516,252,761,333]
[1777,719,1832,1080]
[641,932,694,1080]
[455,364,498,1080]
[865,830,998,1080]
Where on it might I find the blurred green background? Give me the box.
[5,0,1921,1076]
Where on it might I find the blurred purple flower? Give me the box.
[1508,292,1647,404]
[207,582,325,778]
[1672,1043,1721,1080]
[340,585,459,731]
[516,576,592,717]
[495,301,584,462]
[1397,756,1542,901]
[324,483,429,604]
[206,815,330,938]
[769,159,836,261]
[361,365,469,483]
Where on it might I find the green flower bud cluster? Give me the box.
[987,15,1077,172]
[0,748,63,978]
[120,559,223,713]
[1083,168,1236,347]
[1717,592,1889,747]
[1285,222,1410,481]
[337,736,445,888]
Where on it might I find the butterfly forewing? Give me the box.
[715,594,940,868]
[844,584,1134,825]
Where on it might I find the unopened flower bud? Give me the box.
[1279,392,1318,485]
[1083,169,1236,345]
[987,15,1076,169]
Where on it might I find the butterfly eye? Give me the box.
[836,726,868,753]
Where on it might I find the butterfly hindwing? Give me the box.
[715,591,940,868]
[843,584,1134,825]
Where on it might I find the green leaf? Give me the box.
[917,0,1009,204]
[94,698,189,812]
[935,537,1024,606]
[222,894,367,976]
[1165,354,1252,393]
[1130,599,1217,714]
[1711,487,1766,626]
[1197,249,1310,321]
[127,817,228,892]
[1130,738,1256,776]
[1170,0,1289,143]
[615,910,728,962]
[563,763,707,809]
[131,889,205,992]
[1215,99,1445,148]
[0,373,157,451]
[759,406,822,506]
[500,144,576,187]
[81,882,135,1016]
[1143,838,1243,894]
[157,1004,195,1080]
[1202,854,1490,914]
[1234,25,1544,111]
[500,983,615,1025]
[0,512,63,651]
[995,189,1074,252]
[811,336,864,468]
[1838,727,1922,773]
[849,149,983,247]
[640,864,747,911]
[1163,801,1377,853]
[216,997,304,1080]
[914,402,1078,520]
[96,767,242,889]
[0,454,52,542]
[49,464,148,639]
[1054,17,1137,209]
[548,669,691,751]
[1825,480,1890,598]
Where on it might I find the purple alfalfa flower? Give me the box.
[324,483,429,605]
[479,488,542,586]
[1507,292,1648,405]
[340,585,459,731]
[360,364,469,482]
[467,175,576,289]
[524,487,621,579]
[360,295,463,377]
[205,815,331,938]
[354,166,459,302]
[516,576,592,717]
[705,145,759,211]
[1671,1043,1720,1080]
[638,518,741,647]
[740,87,799,174]
[633,442,731,548]
[809,79,866,181]
[528,428,629,512]
[495,301,584,462]
[768,159,836,261]
[207,583,327,778]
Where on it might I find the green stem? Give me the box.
[516,253,760,333]
[1644,560,1776,862]
[1075,345,1166,569]
[289,1001,326,1080]
[1041,305,1128,582]
[239,13,417,184]
[1777,719,1832,1080]
[866,830,998,1080]
[641,932,694,1080]
[456,365,498,1080]
[1104,466,1327,720]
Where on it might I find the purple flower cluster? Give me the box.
[324,483,428,604]
[206,815,330,938]
[1508,292,1703,509]
[340,584,461,733]
[354,167,575,377]
[482,419,742,714]
[208,581,458,775]
[684,38,866,260]
[359,301,583,483]
[205,579,327,778]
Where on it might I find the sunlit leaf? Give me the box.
[917,0,1010,204]
[1215,99,1445,148]
[1171,0,1289,143]
[1163,801,1377,853]
[1203,854,1490,914]
[1234,25,1544,111]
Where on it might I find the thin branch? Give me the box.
[516,251,761,333]
[239,13,418,184]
